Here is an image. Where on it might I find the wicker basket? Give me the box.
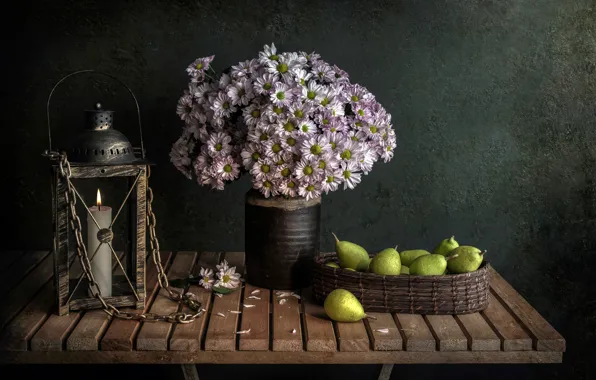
[312,252,490,315]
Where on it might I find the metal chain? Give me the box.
[44,150,203,324]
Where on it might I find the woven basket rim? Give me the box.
[314,251,490,279]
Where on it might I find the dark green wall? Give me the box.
[3,0,595,378]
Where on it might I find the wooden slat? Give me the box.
[0,251,49,299]
[204,252,245,352]
[456,313,500,351]
[136,252,197,351]
[32,251,125,352]
[101,252,173,351]
[272,290,303,351]
[489,268,565,352]
[335,319,369,352]
[302,290,336,352]
[0,349,564,364]
[482,292,532,351]
[169,251,220,352]
[425,315,467,351]
[66,251,127,351]
[394,314,435,352]
[0,285,55,351]
[238,284,270,351]
[366,312,402,351]
[0,250,23,275]
[0,251,54,329]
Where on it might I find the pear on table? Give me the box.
[332,232,370,271]
[324,289,366,322]
[447,245,486,273]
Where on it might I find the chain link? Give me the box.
[46,150,203,324]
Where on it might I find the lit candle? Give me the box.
[87,189,112,296]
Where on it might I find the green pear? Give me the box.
[324,289,366,322]
[447,246,486,273]
[410,254,458,276]
[399,249,431,267]
[432,235,459,256]
[325,262,340,268]
[369,247,401,275]
[401,266,410,274]
[332,233,369,271]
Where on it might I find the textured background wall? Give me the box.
[2,0,595,378]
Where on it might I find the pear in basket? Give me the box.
[447,246,486,274]
[332,233,369,271]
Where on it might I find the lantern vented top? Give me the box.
[68,102,137,165]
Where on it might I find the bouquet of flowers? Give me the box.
[170,43,396,200]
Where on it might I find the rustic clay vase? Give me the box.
[244,189,321,289]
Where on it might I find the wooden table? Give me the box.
[0,250,565,380]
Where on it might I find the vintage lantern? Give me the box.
[43,70,201,321]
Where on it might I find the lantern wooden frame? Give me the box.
[52,163,148,315]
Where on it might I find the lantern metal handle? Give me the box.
[45,69,145,159]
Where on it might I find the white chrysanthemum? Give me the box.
[346,129,368,143]
[279,177,299,197]
[265,54,300,82]
[325,131,343,154]
[219,73,231,89]
[242,103,262,127]
[207,132,232,157]
[230,59,256,79]
[302,81,324,102]
[270,82,293,107]
[358,149,377,174]
[321,168,342,194]
[216,267,241,289]
[253,177,278,198]
[258,43,278,65]
[298,181,322,201]
[340,161,362,190]
[216,259,230,272]
[311,62,335,83]
[214,156,241,181]
[227,79,254,106]
[194,82,215,104]
[194,150,212,172]
[254,73,279,94]
[280,133,300,152]
[294,158,324,181]
[301,135,331,161]
[210,92,236,118]
[296,120,317,135]
[248,122,276,143]
[250,158,275,180]
[241,142,263,170]
[316,154,340,173]
[328,99,345,116]
[292,68,313,87]
[263,103,286,122]
[199,168,225,190]
[337,139,363,163]
[345,84,373,104]
[176,94,194,121]
[199,267,215,289]
[263,137,285,161]
[288,102,313,120]
[299,51,321,64]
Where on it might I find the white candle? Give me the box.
[87,189,112,297]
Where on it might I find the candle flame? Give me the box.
[97,189,102,207]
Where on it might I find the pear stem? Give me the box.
[446,254,459,260]
[331,232,340,243]
[394,245,398,250]
[480,250,487,256]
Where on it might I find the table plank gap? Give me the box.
[272,289,303,352]
[32,251,123,352]
[203,252,244,351]
[366,312,402,351]
[238,284,270,351]
[424,315,468,352]
[301,288,336,352]
[454,313,500,351]
[0,251,55,329]
[394,314,436,352]
[100,252,173,351]
[0,284,55,351]
[136,252,196,351]
[481,292,532,351]
[489,268,565,352]
[170,251,220,352]
[0,251,50,300]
